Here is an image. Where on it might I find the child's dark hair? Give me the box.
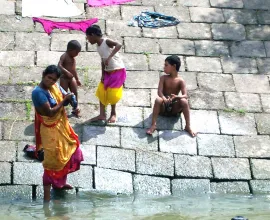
[67,40,81,51]
[165,55,181,71]
[86,25,102,37]
[43,65,61,78]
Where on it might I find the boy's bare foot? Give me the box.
[184,126,197,137]
[108,114,116,123]
[89,115,106,122]
[146,125,156,135]
[72,108,81,118]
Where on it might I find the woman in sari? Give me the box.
[32,65,83,202]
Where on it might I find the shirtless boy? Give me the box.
[58,40,82,117]
[146,55,196,137]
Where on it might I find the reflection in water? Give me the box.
[1,191,270,220]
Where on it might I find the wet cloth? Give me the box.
[22,0,82,18]
[32,84,83,185]
[32,17,98,35]
[96,68,126,106]
[130,11,180,28]
[88,0,134,7]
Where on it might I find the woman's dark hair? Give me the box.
[86,24,102,37]
[43,65,61,78]
[165,55,181,71]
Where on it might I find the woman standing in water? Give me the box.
[32,65,83,202]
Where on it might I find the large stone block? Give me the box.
[265,42,270,57]
[76,52,101,68]
[186,57,222,73]
[82,126,120,146]
[133,174,171,195]
[179,0,210,7]
[0,102,27,120]
[258,11,270,24]
[250,180,270,193]
[13,162,43,185]
[121,127,158,151]
[257,58,270,74]
[0,15,34,32]
[142,0,174,5]
[0,1,15,15]
[36,51,62,67]
[125,71,159,88]
[136,151,174,176]
[231,41,266,57]
[106,20,141,37]
[0,32,14,51]
[0,85,26,101]
[97,146,135,172]
[159,130,197,154]
[15,33,50,51]
[177,23,211,40]
[221,57,258,73]
[0,185,32,200]
[212,24,246,40]
[211,182,250,193]
[143,26,178,39]
[210,0,244,8]
[122,54,148,71]
[219,112,257,135]
[195,40,229,57]
[121,6,154,20]
[80,144,96,165]
[198,134,235,157]
[0,51,34,67]
[95,167,133,194]
[175,155,212,178]
[160,39,195,55]
[190,7,224,23]
[243,0,270,10]
[67,165,93,188]
[9,67,43,84]
[223,9,257,24]
[120,89,150,107]
[86,5,121,19]
[212,158,251,180]
[255,113,270,134]
[197,73,235,91]
[246,25,270,40]
[172,179,210,195]
[251,159,270,179]
[0,67,10,84]
[180,72,198,90]
[0,162,11,184]
[3,121,35,141]
[51,33,86,51]
[261,94,270,112]
[0,141,17,162]
[225,92,262,112]
[155,6,190,22]
[148,54,185,71]
[124,37,159,54]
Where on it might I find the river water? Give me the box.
[1,191,270,220]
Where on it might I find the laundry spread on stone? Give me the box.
[87,0,134,7]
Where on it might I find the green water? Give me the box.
[1,191,270,220]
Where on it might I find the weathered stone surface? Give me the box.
[142,0,174,5]
[261,94,270,112]
[86,5,121,20]
[212,158,251,179]
[251,159,270,179]
[231,41,266,57]
[15,33,50,51]
[106,20,141,37]
[0,141,16,162]
[257,58,270,74]
[212,24,246,40]
[225,92,262,112]
[36,51,62,67]
[3,121,35,141]
[17,141,36,162]
[159,130,197,154]
[68,166,93,188]
[77,87,99,104]
[246,25,270,40]
[0,85,26,101]
[124,37,159,54]
[9,67,43,84]
[250,180,270,193]
[195,40,229,57]
[179,0,210,7]
[125,71,159,88]
[198,134,235,157]
[177,23,211,40]
[133,174,171,195]
[121,127,158,151]
[80,145,96,165]
[0,15,33,32]
[175,155,212,178]
[258,11,270,24]
[51,33,86,51]
[0,51,34,67]
[219,112,257,135]
[172,179,210,195]
[120,89,150,107]
[243,0,270,10]
[122,54,148,71]
[198,73,235,91]
[0,1,15,15]
[221,57,258,73]
[210,0,244,8]
[148,54,185,71]
[211,182,250,193]
[160,39,194,55]
[113,106,143,127]
[15,1,22,15]
[186,57,222,73]
[223,9,257,24]
[95,167,133,194]
[180,72,198,90]
[0,185,32,200]
[0,162,11,184]
[143,26,178,39]
[82,126,120,146]
[233,74,270,93]
[255,113,270,134]
[265,42,270,57]
[76,52,101,68]
[0,32,14,51]
[121,6,154,20]
[182,110,220,134]
[97,146,135,172]
[155,6,190,22]
[136,151,174,176]
[190,8,225,23]
[189,91,225,110]
[0,102,26,120]
[0,67,10,84]
[13,162,43,185]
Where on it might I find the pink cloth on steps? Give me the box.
[88,0,134,7]
[32,17,98,35]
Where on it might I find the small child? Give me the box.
[146,55,196,137]
[58,40,82,117]
[86,25,126,123]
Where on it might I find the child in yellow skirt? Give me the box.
[86,25,126,123]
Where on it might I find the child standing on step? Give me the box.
[86,25,126,123]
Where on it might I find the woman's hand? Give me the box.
[64,93,74,101]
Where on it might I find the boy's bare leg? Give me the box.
[146,97,164,135]
[43,185,51,202]
[60,77,69,92]
[89,102,106,122]
[108,104,116,123]
[70,78,80,117]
